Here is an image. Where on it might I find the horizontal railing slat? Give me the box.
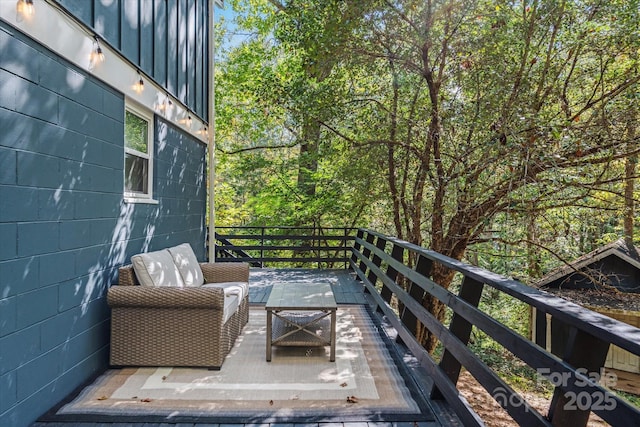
[216,245,349,252]
[352,228,640,427]
[356,233,640,355]
[214,226,356,267]
[216,234,354,241]
[354,248,551,426]
[350,259,487,427]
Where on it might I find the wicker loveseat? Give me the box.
[107,244,249,370]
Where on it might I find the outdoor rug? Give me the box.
[41,305,433,423]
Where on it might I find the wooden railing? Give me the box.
[351,228,640,427]
[214,226,356,268]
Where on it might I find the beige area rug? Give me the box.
[47,305,432,423]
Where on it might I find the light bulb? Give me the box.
[159,95,172,113]
[132,73,144,94]
[16,0,35,17]
[96,47,105,62]
[25,0,34,14]
[90,38,105,65]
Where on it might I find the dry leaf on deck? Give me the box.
[96,396,108,401]
[140,398,152,403]
[346,395,359,403]
[340,382,348,387]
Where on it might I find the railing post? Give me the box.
[351,229,364,274]
[366,236,387,287]
[260,227,265,268]
[534,307,547,350]
[430,275,484,399]
[344,227,349,269]
[316,226,321,269]
[401,254,432,337]
[547,329,610,427]
[359,231,375,278]
[383,243,405,304]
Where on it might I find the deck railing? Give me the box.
[214,226,356,268]
[351,228,640,427]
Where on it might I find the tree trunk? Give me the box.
[527,204,541,278]
[297,119,320,197]
[624,113,637,246]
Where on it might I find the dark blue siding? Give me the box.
[57,0,93,25]
[54,0,210,122]
[0,23,207,427]
[195,0,204,116]
[121,0,140,63]
[153,0,168,88]
[167,0,178,96]
[187,0,196,109]
[140,0,154,76]
[94,0,121,49]
[177,0,187,105]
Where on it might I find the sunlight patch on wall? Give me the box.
[123,1,139,29]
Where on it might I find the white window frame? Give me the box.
[123,102,157,204]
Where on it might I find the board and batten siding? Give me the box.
[55,0,210,122]
[0,22,207,427]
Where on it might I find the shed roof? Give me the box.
[535,238,640,289]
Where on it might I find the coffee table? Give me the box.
[265,282,337,362]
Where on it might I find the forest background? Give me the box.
[213,0,640,357]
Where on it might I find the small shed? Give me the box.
[531,239,640,377]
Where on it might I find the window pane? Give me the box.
[125,153,148,194]
[125,110,148,154]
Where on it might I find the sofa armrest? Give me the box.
[200,262,249,283]
[107,285,225,309]
[118,265,139,286]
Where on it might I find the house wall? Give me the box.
[0,22,207,427]
[602,308,640,373]
[55,0,210,122]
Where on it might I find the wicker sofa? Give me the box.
[107,244,249,370]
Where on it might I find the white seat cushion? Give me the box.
[222,293,240,324]
[202,281,248,300]
[167,243,204,287]
[131,249,185,287]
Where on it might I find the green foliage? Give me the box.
[124,111,148,153]
[214,0,640,274]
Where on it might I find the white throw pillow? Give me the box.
[131,249,185,287]
[167,243,204,287]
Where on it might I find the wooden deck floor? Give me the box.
[32,268,462,427]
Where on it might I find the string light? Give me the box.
[132,71,144,94]
[90,36,105,64]
[179,114,193,129]
[16,0,35,17]
[158,93,173,115]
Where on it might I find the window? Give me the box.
[124,105,154,201]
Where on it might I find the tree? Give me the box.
[216,0,640,352]
[321,0,640,351]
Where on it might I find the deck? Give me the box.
[33,268,461,427]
